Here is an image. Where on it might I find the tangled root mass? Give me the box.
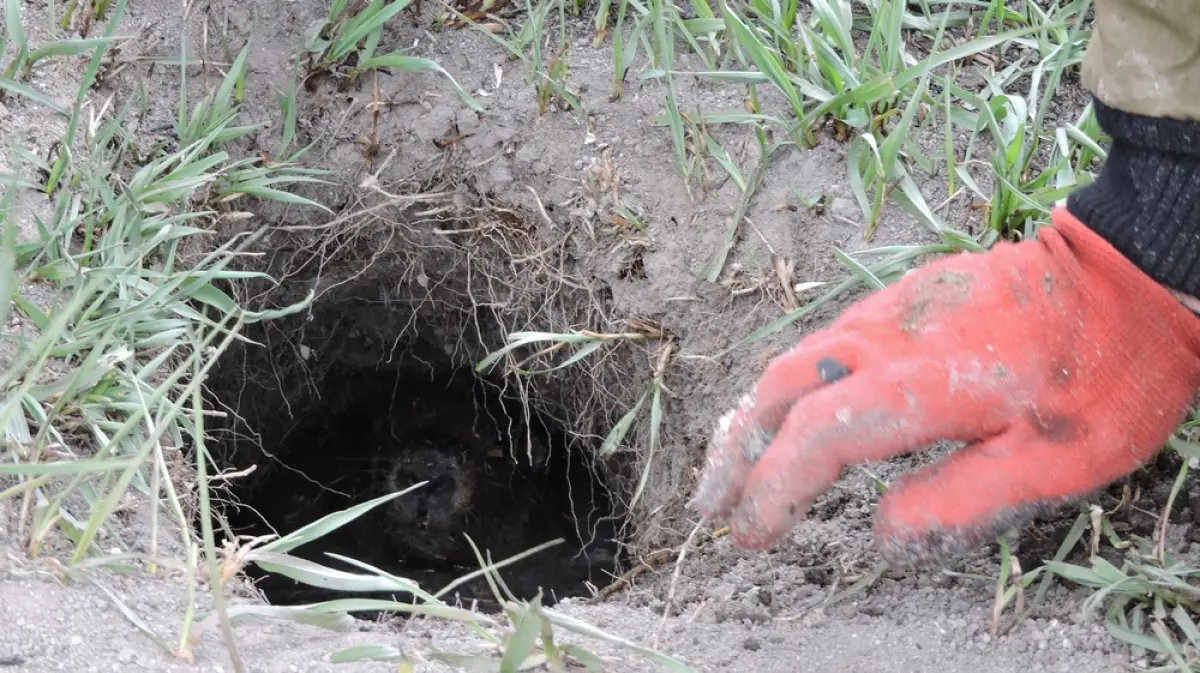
[201,168,634,609]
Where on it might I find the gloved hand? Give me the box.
[692,207,1200,566]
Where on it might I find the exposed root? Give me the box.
[594,526,729,600]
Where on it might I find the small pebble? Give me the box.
[828,197,859,222]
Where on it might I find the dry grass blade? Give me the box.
[824,560,887,608]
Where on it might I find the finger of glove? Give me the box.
[872,419,1133,568]
[692,333,869,519]
[725,357,1011,550]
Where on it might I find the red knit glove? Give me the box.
[693,208,1200,566]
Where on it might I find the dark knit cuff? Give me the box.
[1066,99,1200,297]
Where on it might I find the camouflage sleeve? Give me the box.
[1081,0,1200,121]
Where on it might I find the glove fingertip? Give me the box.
[727,492,802,551]
[691,407,754,516]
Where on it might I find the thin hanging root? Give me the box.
[653,517,705,649]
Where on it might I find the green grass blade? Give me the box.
[0,76,68,114]
[330,645,406,664]
[26,37,116,69]
[259,486,420,554]
[720,6,802,115]
[354,53,483,112]
[0,218,15,329]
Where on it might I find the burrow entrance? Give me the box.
[201,172,635,610]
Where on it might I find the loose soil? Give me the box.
[0,1,1193,672]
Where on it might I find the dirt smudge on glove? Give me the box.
[900,270,974,336]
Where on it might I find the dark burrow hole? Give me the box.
[203,290,625,612]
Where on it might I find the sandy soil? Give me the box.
[0,0,1186,672]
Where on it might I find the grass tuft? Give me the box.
[302,0,484,111]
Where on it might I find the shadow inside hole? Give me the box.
[209,349,623,612]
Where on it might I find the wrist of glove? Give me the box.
[692,207,1200,567]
